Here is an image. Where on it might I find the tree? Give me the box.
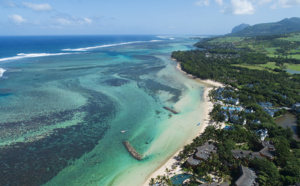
[205,175,212,184]
[250,158,280,185]
[187,166,193,174]
[156,175,161,184]
[149,178,155,186]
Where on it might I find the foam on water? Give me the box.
[157,36,175,40]
[0,53,71,62]
[62,40,161,52]
[0,68,6,77]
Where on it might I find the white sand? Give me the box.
[175,60,224,88]
[143,60,223,185]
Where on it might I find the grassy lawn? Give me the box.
[238,62,300,72]
[260,62,277,69]
[209,37,246,43]
[264,47,278,55]
[289,54,300,60]
[232,64,275,73]
[286,63,300,71]
[281,33,300,42]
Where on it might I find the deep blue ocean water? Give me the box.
[0,35,201,185]
[0,35,159,58]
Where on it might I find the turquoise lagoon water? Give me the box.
[0,36,206,185]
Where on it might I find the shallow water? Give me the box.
[275,112,299,141]
[0,36,206,185]
[286,69,300,74]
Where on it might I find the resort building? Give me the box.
[234,166,258,186]
[258,102,273,108]
[245,109,254,113]
[251,119,261,125]
[231,150,262,160]
[256,129,268,141]
[231,140,275,161]
[186,156,201,167]
[225,97,239,105]
[293,103,300,113]
[195,142,217,161]
[201,182,229,186]
[263,107,278,117]
[258,102,278,117]
[186,142,217,167]
[259,141,276,160]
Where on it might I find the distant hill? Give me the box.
[228,17,300,37]
[231,23,250,33]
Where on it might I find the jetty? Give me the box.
[123,141,143,160]
[163,106,179,114]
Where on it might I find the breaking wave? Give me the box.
[0,68,6,77]
[62,40,161,52]
[0,53,71,62]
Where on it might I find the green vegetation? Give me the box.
[287,62,300,69]
[232,64,276,73]
[235,62,300,73]
[170,31,300,185]
[281,32,300,42]
[231,23,250,34]
[196,31,300,69]
[207,37,246,43]
[228,17,300,37]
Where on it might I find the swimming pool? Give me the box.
[171,174,192,185]
[222,106,241,111]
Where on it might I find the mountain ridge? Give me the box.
[228,17,300,37]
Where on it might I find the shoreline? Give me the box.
[143,59,222,185]
[174,59,224,88]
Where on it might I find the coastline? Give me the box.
[175,59,224,88]
[143,60,223,185]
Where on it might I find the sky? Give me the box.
[0,0,299,35]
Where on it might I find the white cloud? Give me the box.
[196,0,223,6]
[8,14,26,24]
[230,0,255,14]
[215,0,224,5]
[258,0,273,5]
[271,0,300,8]
[56,16,93,26]
[83,18,92,24]
[22,2,53,11]
[196,0,210,6]
[57,18,72,25]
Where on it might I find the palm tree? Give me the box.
[206,175,213,184]
[156,175,161,184]
[166,178,172,186]
[162,175,167,186]
[187,166,193,174]
[149,178,156,186]
[190,172,197,183]
[165,168,169,176]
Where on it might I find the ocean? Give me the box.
[0,35,206,185]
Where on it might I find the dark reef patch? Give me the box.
[0,88,13,97]
[104,78,130,87]
[0,88,116,186]
[138,79,181,103]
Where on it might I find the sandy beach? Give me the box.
[143,60,223,185]
[175,60,224,88]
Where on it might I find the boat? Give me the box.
[121,130,126,133]
[197,123,201,126]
